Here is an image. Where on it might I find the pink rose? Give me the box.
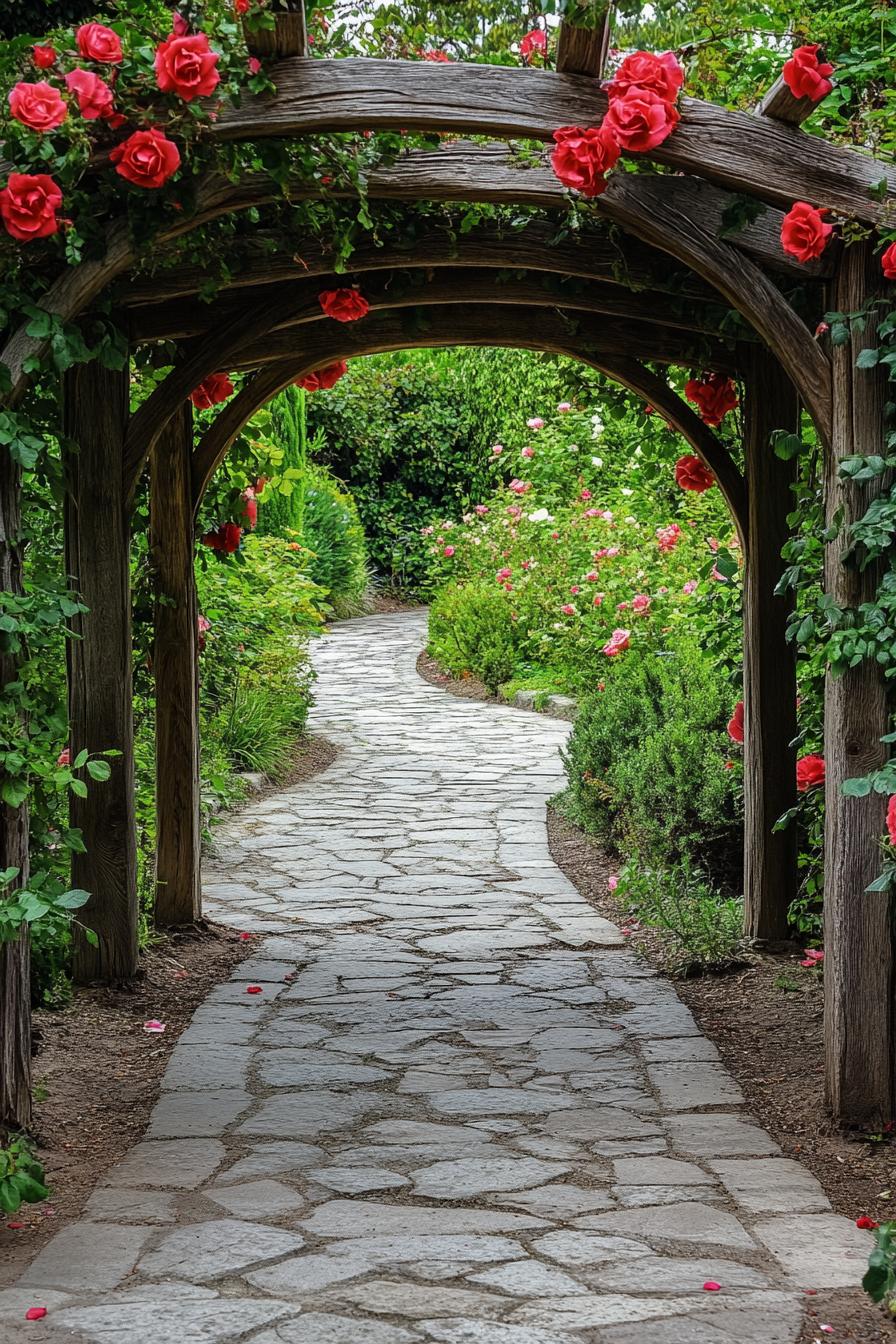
[76,23,123,64]
[550,124,620,197]
[154,32,221,102]
[606,50,684,103]
[8,81,67,132]
[604,86,680,151]
[603,628,631,656]
[443,546,455,557]
[65,69,114,120]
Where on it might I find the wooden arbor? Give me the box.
[1,7,894,1129]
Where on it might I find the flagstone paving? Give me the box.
[2,612,872,1342]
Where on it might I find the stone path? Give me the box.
[2,612,871,1342]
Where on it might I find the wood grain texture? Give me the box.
[63,360,139,984]
[0,437,31,1129]
[212,58,895,222]
[151,404,202,928]
[244,5,308,59]
[556,13,612,77]
[190,310,746,540]
[120,220,726,308]
[741,347,799,942]
[757,73,819,126]
[131,265,743,344]
[823,240,895,1125]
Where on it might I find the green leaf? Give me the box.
[86,760,111,782]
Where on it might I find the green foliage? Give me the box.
[257,386,307,540]
[307,348,569,591]
[429,581,520,695]
[610,860,746,976]
[300,467,370,618]
[562,641,742,887]
[0,1134,48,1216]
[864,1221,896,1314]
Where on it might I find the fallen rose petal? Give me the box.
[6,1221,25,1229]
[25,1308,48,1321]
[702,1281,721,1292]
[238,932,253,941]
[820,1328,834,1336]
[142,1019,166,1033]
[246,985,263,994]
[856,1215,879,1229]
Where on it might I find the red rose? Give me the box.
[856,1215,879,1231]
[110,127,181,188]
[419,50,452,62]
[887,795,896,847]
[0,173,62,242]
[297,360,348,391]
[727,700,745,744]
[781,202,832,263]
[604,86,679,152]
[172,13,190,37]
[319,288,370,322]
[76,23,123,64]
[550,125,620,198]
[796,753,825,791]
[520,28,547,65]
[684,372,739,427]
[674,454,716,493]
[190,373,234,409]
[782,45,834,102]
[154,33,221,102]
[8,81,67,132]
[606,50,683,103]
[202,522,242,553]
[33,45,57,69]
[234,0,251,12]
[881,242,896,281]
[65,69,114,121]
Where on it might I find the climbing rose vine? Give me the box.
[781,45,834,102]
[674,455,716,493]
[319,289,370,322]
[781,202,833,263]
[191,373,235,409]
[297,361,349,391]
[684,373,739,427]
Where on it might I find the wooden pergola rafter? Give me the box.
[2,1,894,1134]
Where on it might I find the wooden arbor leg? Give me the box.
[0,444,31,1130]
[151,403,201,926]
[63,360,138,982]
[742,349,800,941]
[824,241,895,1125]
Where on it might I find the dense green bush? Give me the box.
[562,640,742,890]
[610,861,746,976]
[307,348,571,591]
[429,581,519,695]
[300,468,370,618]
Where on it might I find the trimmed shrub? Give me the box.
[301,468,370,618]
[562,640,742,889]
[428,582,518,695]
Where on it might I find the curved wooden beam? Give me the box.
[135,266,742,345]
[190,307,747,542]
[124,275,741,503]
[214,58,894,224]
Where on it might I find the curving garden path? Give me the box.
[0,612,871,1342]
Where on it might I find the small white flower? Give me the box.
[528,508,554,523]
[591,456,603,468]
[634,446,643,457]
[621,487,634,496]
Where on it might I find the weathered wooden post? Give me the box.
[151,402,202,926]
[0,440,31,1130]
[824,239,895,1124]
[741,348,800,941]
[63,359,139,982]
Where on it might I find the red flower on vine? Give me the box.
[419,49,453,62]
[8,82,68,133]
[550,125,620,198]
[65,70,115,121]
[319,288,370,322]
[155,33,221,102]
[605,50,683,104]
[886,795,896,847]
[604,86,679,152]
[190,373,234,408]
[202,522,242,553]
[32,46,57,70]
[297,360,348,391]
[0,173,63,242]
[674,455,716,493]
[727,700,745,744]
[684,372,739,426]
[780,202,832,263]
[881,243,896,281]
[782,45,834,102]
[110,128,181,188]
[796,753,825,791]
[76,23,124,64]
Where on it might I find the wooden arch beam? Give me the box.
[213,58,895,223]
[189,306,747,540]
[124,274,741,502]
[133,265,745,345]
